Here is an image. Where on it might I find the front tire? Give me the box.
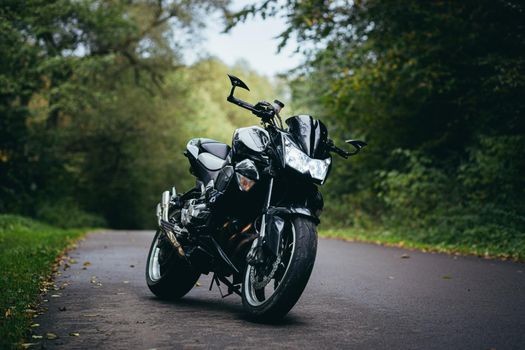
[146,230,200,299]
[241,217,318,321]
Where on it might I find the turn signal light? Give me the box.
[236,173,256,192]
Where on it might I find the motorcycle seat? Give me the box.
[197,152,227,171]
[200,140,230,159]
[186,138,231,171]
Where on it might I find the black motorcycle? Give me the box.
[145,74,366,321]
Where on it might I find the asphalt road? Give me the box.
[34,231,525,349]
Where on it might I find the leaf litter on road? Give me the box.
[46,332,59,340]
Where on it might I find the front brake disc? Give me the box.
[250,255,281,290]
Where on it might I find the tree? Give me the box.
[0,0,229,220]
[231,1,525,239]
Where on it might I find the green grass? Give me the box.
[319,227,525,262]
[0,215,86,349]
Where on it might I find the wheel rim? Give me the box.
[148,233,163,282]
[244,222,296,307]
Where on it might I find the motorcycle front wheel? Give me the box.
[146,229,200,299]
[241,217,318,321]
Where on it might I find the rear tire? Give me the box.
[241,217,317,321]
[146,230,200,299]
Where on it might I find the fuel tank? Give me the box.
[231,126,270,161]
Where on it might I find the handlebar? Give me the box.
[332,144,351,159]
[227,93,276,121]
[226,73,366,159]
[226,74,285,127]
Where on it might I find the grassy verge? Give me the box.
[319,227,525,262]
[0,215,86,349]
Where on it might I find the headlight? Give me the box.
[284,139,331,182]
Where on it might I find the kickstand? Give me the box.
[209,273,240,298]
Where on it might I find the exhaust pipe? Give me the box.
[157,190,185,257]
[161,190,170,222]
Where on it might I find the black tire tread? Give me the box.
[241,217,318,321]
[145,230,200,300]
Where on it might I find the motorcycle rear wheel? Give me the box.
[241,217,318,321]
[146,229,200,299]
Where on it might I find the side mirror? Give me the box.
[228,74,250,92]
[345,139,367,155]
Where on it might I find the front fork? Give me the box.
[246,178,274,265]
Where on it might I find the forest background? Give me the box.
[1,0,524,259]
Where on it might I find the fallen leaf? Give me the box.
[50,294,61,298]
[69,332,80,337]
[46,332,59,340]
[400,254,410,259]
[122,280,129,284]
[31,335,43,339]
[195,282,201,287]
[21,343,40,349]
[83,261,92,266]
[30,323,40,328]
[388,276,395,280]
[5,308,12,317]
[69,259,77,264]
[442,275,452,280]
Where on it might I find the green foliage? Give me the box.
[0,215,85,349]
[0,0,285,229]
[238,0,525,251]
[378,149,449,222]
[35,201,106,228]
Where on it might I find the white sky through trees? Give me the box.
[185,0,300,77]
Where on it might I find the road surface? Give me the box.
[34,231,525,349]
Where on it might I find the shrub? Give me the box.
[35,200,106,228]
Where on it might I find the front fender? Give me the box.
[262,206,319,257]
[266,206,320,224]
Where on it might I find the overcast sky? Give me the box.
[184,1,301,77]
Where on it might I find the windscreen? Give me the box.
[285,115,329,159]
